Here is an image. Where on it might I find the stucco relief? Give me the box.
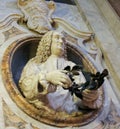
[17,0,56,34]
[19,30,104,115]
[0,0,119,129]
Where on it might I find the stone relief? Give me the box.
[2,26,24,41]
[0,0,120,129]
[17,0,56,34]
[0,1,108,127]
[19,31,103,114]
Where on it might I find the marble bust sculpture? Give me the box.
[17,0,56,34]
[19,31,102,114]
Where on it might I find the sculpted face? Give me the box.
[18,0,32,6]
[51,32,65,57]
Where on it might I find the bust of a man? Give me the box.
[19,31,102,114]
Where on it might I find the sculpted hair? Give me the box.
[36,31,67,63]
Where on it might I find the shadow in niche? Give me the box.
[46,0,76,5]
[11,40,38,87]
[11,39,83,89]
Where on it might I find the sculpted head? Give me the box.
[51,31,65,57]
[18,0,32,6]
[18,0,47,6]
[36,31,67,63]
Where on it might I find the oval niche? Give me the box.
[1,36,104,127]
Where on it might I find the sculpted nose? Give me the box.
[59,38,63,43]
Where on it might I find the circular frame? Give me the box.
[1,36,103,127]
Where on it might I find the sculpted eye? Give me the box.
[55,35,59,39]
[62,37,65,41]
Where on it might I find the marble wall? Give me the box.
[0,0,120,129]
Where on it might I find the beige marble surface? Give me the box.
[0,0,120,129]
[75,0,120,99]
[94,0,120,42]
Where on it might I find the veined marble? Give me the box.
[0,0,120,129]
